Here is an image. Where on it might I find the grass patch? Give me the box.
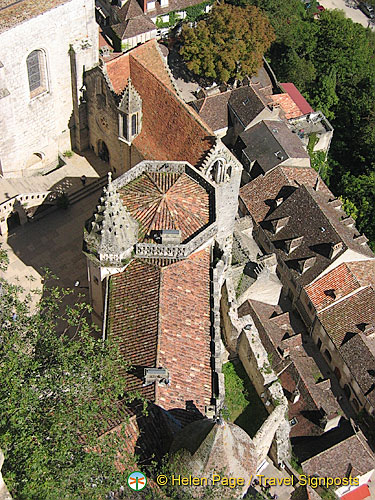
[222,360,268,438]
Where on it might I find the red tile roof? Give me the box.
[119,172,210,242]
[280,83,314,115]
[107,249,212,414]
[305,263,361,311]
[271,93,305,119]
[341,484,371,500]
[105,40,214,166]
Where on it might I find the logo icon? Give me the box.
[127,471,147,491]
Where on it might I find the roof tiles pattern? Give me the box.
[119,172,210,242]
[0,0,68,33]
[108,250,212,414]
[271,93,304,119]
[105,41,214,166]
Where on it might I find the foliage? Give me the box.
[0,266,141,499]
[180,4,275,82]
[63,150,74,158]
[185,1,212,22]
[222,361,267,437]
[309,151,332,186]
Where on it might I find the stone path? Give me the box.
[0,150,109,203]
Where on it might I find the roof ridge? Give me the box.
[318,285,368,314]
[130,53,214,136]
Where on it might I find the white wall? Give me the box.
[0,0,98,178]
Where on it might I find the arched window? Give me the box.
[26,50,48,98]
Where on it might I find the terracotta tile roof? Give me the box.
[107,249,212,414]
[346,260,375,288]
[106,55,130,94]
[239,165,331,224]
[305,263,361,311]
[108,259,160,401]
[302,432,375,478]
[280,83,314,115]
[0,0,68,33]
[105,40,214,166]
[156,249,212,412]
[119,172,210,242]
[271,93,305,119]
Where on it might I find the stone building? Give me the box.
[0,0,98,178]
[84,39,214,176]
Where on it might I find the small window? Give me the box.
[131,114,137,136]
[324,349,332,362]
[289,417,298,427]
[122,114,128,141]
[27,50,48,98]
[317,338,322,350]
[93,276,99,285]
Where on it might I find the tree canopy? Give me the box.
[0,267,139,499]
[180,4,275,82]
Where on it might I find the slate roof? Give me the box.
[239,165,331,223]
[228,85,267,128]
[260,185,373,286]
[305,260,375,312]
[118,0,144,20]
[280,83,314,115]
[107,249,212,414]
[105,40,214,166]
[118,171,210,242]
[302,432,375,478]
[236,120,309,174]
[0,0,68,33]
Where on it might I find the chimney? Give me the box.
[291,389,300,404]
[353,234,368,245]
[329,241,343,259]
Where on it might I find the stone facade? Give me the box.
[0,0,98,178]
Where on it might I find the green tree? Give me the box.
[180,4,275,82]
[0,265,140,499]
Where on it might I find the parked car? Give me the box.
[359,2,375,19]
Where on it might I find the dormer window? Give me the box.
[118,78,142,144]
[119,112,140,143]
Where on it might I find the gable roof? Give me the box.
[239,165,331,223]
[305,260,375,312]
[237,120,309,174]
[107,249,212,414]
[280,83,314,115]
[0,0,69,33]
[112,15,156,39]
[271,93,305,119]
[118,0,144,20]
[228,85,267,128]
[190,91,231,132]
[118,171,211,242]
[105,40,214,166]
[302,431,374,478]
[260,185,373,286]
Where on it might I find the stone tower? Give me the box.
[118,78,142,144]
[83,172,138,323]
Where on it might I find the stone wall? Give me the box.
[0,0,98,178]
[85,66,133,175]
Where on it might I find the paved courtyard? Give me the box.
[0,187,103,324]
